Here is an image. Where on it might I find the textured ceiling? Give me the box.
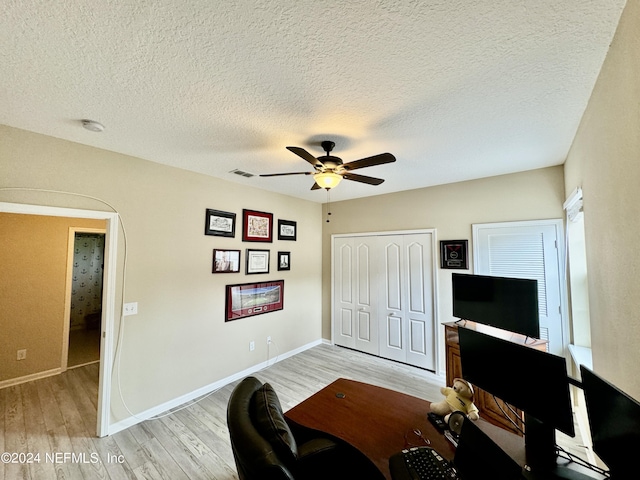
[0,0,627,202]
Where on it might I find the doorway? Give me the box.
[0,201,118,437]
[64,229,106,370]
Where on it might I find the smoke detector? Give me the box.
[81,119,105,132]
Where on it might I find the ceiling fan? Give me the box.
[260,141,396,190]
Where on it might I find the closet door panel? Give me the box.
[384,241,402,311]
[386,315,403,349]
[407,242,426,314]
[339,243,353,304]
[333,239,355,348]
[357,311,372,341]
[379,237,406,362]
[404,235,436,370]
[339,309,353,337]
[409,319,427,355]
[354,238,379,354]
[356,243,371,307]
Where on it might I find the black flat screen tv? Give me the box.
[452,273,540,338]
[580,365,640,478]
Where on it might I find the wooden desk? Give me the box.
[284,378,456,480]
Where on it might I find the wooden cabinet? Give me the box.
[444,322,547,435]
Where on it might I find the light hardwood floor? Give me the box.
[0,343,589,480]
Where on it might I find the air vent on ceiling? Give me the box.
[229,169,255,178]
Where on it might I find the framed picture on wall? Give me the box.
[242,209,273,242]
[205,209,236,237]
[212,249,241,273]
[246,249,270,274]
[225,280,284,321]
[278,251,290,271]
[277,219,297,241]
[440,240,468,269]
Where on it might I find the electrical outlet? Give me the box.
[267,336,272,344]
[249,341,255,351]
[17,349,27,361]
[123,302,138,316]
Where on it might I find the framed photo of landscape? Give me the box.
[205,209,236,237]
[225,280,284,321]
[242,209,273,242]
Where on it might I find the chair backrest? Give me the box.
[227,376,296,480]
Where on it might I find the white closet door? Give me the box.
[334,237,356,348]
[353,237,379,354]
[332,236,379,354]
[333,232,436,369]
[473,220,565,355]
[378,234,436,370]
[404,234,435,370]
[379,236,406,362]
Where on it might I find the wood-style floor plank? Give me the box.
[0,343,590,480]
[21,382,57,480]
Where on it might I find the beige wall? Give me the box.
[321,166,565,374]
[0,213,106,381]
[563,0,640,397]
[0,125,322,424]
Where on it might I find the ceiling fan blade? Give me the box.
[342,173,385,185]
[341,153,396,171]
[311,182,322,190]
[286,146,323,167]
[259,172,312,177]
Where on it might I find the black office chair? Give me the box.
[227,376,379,480]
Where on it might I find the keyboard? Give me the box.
[389,446,459,480]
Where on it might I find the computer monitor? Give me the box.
[454,418,524,480]
[452,273,540,338]
[580,365,640,478]
[458,327,574,471]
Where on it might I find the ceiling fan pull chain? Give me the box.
[326,188,332,222]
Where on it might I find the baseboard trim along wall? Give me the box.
[0,367,63,389]
[108,338,324,436]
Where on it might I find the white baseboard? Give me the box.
[107,338,323,436]
[0,368,62,390]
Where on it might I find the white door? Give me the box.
[378,236,405,362]
[473,220,565,355]
[333,236,379,354]
[333,232,436,369]
[378,234,436,369]
[404,234,436,369]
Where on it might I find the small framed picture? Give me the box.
[278,219,297,241]
[246,249,270,274]
[205,209,236,237]
[278,251,290,271]
[242,209,273,242]
[440,240,469,269]
[212,249,241,273]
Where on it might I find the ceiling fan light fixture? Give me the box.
[314,172,343,189]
